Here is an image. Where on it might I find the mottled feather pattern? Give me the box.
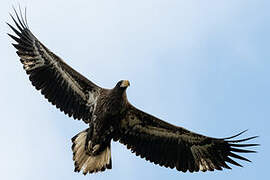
[119,105,258,172]
[8,8,101,123]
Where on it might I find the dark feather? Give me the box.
[119,104,258,172]
[8,8,103,124]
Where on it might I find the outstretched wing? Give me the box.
[119,104,258,172]
[8,9,102,123]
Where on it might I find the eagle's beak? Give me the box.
[120,80,130,88]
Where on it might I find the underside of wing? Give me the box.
[8,8,102,123]
[119,104,258,172]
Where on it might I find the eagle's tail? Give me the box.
[71,128,112,175]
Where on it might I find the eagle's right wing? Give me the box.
[8,9,102,123]
[119,104,258,172]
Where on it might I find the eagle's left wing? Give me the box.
[8,9,103,123]
[118,104,258,172]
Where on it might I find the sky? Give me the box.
[0,0,269,179]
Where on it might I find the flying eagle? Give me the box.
[8,9,258,175]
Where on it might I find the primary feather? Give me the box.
[8,8,101,123]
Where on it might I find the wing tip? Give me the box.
[8,5,30,34]
[222,129,248,140]
[222,130,259,169]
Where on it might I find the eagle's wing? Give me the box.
[119,104,258,172]
[8,9,102,123]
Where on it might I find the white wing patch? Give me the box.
[87,89,99,112]
[21,55,45,71]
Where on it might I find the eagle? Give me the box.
[8,8,258,175]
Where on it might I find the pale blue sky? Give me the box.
[0,0,268,180]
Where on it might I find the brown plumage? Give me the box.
[8,8,258,176]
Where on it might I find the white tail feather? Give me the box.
[71,130,112,175]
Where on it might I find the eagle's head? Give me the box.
[118,80,130,89]
[114,80,130,93]
[113,80,130,98]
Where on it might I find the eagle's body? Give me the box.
[8,8,258,175]
[82,82,129,155]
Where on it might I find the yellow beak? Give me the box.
[120,80,130,88]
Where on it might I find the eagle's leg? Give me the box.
[84,122,111,156]
[84,123,96,155]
